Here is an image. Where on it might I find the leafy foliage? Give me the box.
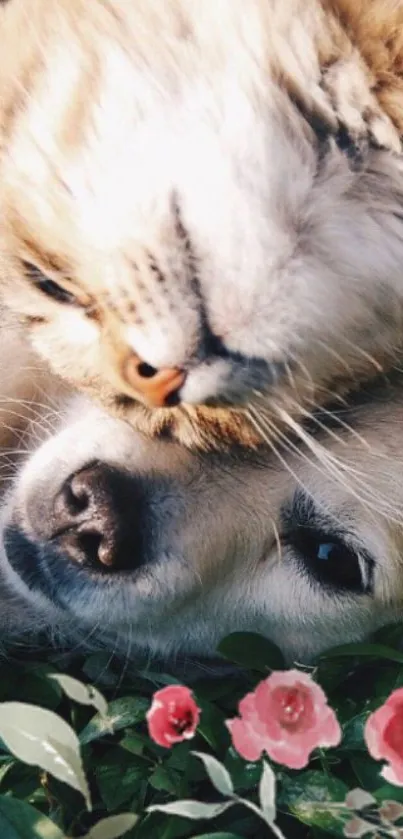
[1,624,403,837]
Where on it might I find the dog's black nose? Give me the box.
[50,462,149,571]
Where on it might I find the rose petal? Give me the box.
[315,708,342,748]
[344,817,370,838]
[262,738,312,770]
[379,801,403,822]
[228,669,340,769]
[226,718,263,762]
[146,685,200,749]
[364,706,395,761]
[384,688,403,713]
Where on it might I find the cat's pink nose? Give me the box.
[123,355,186,407]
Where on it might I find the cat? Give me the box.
[1,0,403,449]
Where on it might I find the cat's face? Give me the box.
[2,0,403,447]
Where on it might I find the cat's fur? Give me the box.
[1,1,403,447]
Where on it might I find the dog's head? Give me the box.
[2,380,403,665]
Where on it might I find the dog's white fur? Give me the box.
[2,377,403,666]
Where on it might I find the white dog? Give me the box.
[1,372,403,666]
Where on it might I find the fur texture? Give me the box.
[2,373,403,665]
[1,1,403,446]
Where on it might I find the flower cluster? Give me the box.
[146,671,403,783]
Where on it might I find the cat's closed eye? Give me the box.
[21,261,87,307]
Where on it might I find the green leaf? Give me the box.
[374,784,403,804]
[217,633,285,672]
[0,762,41,800]
[79,696,149,745]
[280,771,348,837]
[224,748,262,792]
[195,699,229,753]
[136,811,191,839]
[351,755,383,793]
[0,702,90,808]
[192,752,234,797]
[0,758,14,786]
[233,796,284,833]
[0,794,64,839]
[147,800,234,820]
[10,673,62,712]
[372,624,403,647]
[137,671,182,687]
[315,661,355,695]
[339,713,370,752]
[164,742,193,771]
[82,654,119,688]
[189,834,245,839]
[119,733,146,757]
[259,761,276,822]
[149,765,182,795]
[344,789,376,810]
[358,667,403,703]
[50,674,108,717]
[191,679,240,703]
[95,748,149,810]
[320,643,403,665]
[84,813,138,839]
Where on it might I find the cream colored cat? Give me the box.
[1,0,403,448]
[1,370,403,664]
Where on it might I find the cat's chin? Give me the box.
[106,396,264,450]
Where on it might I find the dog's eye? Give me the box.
[281,491,374,595]
[22,261,78,305]
[289,527,364,593]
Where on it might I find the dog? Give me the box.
[1,371,403,666]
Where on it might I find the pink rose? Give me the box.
[146,685,201,748]
[226,669,341,769]
[364,688,403,785]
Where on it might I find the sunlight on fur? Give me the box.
[1,371,403,668]
[2,0,403,676]
[1,1,403,448]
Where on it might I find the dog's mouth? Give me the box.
[2,514,196,623]
[3,524,95,611]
